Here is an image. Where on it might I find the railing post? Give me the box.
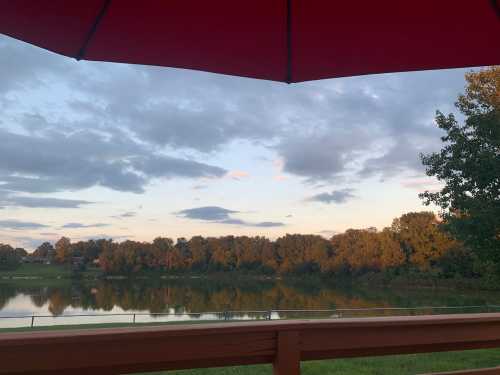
[273,330,300,375]
[30,315,35,328]
[133,314,136,324]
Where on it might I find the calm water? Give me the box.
[1,278,500,328]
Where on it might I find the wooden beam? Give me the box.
[2,313,500,374]
[273,331,300,375]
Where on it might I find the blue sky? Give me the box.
[0,35,473,250]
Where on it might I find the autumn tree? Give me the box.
[33,242,55,259]
[329,229,400,274]
[187,236,210,271]
[98,240,119,273]
[420,66,500,266]
[152,237,174,269]
[391,212,454,271]
[54,237,72,264]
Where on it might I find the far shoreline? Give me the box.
[1,263,499,292]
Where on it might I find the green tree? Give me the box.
[0,244,22,270]
[420,67,500,266]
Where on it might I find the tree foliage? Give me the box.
[55,237,72,264]
[14,211,475,279]
[33,242,55,259]
[0,244,24,270]
[420,66,500,264]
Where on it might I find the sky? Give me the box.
[0,34,475,250]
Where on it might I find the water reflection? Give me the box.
[1,278,499,328]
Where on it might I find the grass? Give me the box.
[0,320,232,333]
[0,263,72,279]
[0,263,104,281]
[134,349,500,375]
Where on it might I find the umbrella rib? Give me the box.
[286,0,293,83]
[76,0,112,60]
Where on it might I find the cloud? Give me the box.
[0,220,49,230]
[177,206,238,221]
[0,128,226,194]
[0,194,93,208]
[226,170,250,180]
[306,189,356,204]
[176,206,285,227]
[252,221,285,228]
[61,223,109,229]
[0,35,468,195]
[0,36,72,96]
[275,71,464,183]
[111,211,137,219]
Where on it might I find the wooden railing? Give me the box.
[2,313,500,375]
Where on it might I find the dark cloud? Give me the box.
[306,189,356,204]
[176,206,285,227]
[111,212,137,219]
[0,220,49,230]
[358,138,430,179]
[277,71,464,183]
[61,223,109,229]
[1,35,469,193]
[177,206,238,221]
[252,221,285,228]
[0,127,226,194]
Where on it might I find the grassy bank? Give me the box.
[1,263,497,292]
[0,320,229,333]
[0,263,72,279]
[0,263,101,281]
[136,349,500,375]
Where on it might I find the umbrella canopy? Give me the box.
[1,0,499,82]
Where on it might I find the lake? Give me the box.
[1,277,500,329]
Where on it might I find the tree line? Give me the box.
[0,211,480,280]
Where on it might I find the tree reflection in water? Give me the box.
[1,278,499,318]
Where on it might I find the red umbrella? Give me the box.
[1,0,499,82]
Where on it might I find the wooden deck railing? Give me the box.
[2,313,500,375]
